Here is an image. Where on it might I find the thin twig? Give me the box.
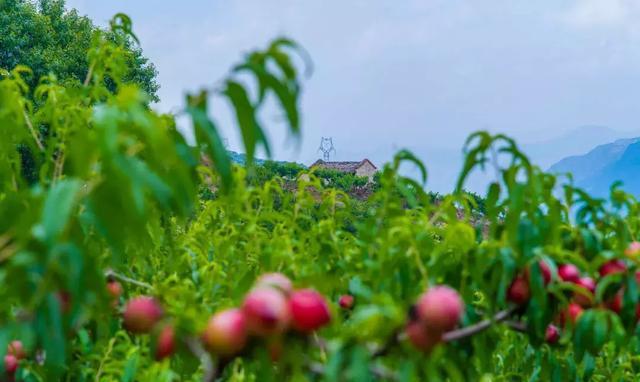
[369,307,517,359]
[185,337,216,382]
[23,109,44,151]
[442,307,516,342]
[104,269,153,290]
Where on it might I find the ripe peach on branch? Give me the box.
[289,289,331,333]
[123,296,164,333]
[202,308,249,356]
[415,285,464,332]
[242,288,291,336]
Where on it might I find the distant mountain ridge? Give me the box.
[549,137,640,196]
[522,125,635,169]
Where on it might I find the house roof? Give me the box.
[310,159,377,172]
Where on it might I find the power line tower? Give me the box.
[318,137,336,161]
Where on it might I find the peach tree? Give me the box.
[1,13,640,382]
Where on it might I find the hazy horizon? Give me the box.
[65,0,640,192]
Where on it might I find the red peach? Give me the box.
[255,273,293,295]
[599,259,627,278]
[625,241,640,256]
[123,296,164,333]
[507,275,531,305]
[606,290,624,314]
[242,288,291,336]
[289,289,331,333]
[545,324,559,344]
[339,295,355,310]
[558,264,580,283]
[405,320,440,352]
[202,309,248,356]
[559,303,583,326]
[416,286,464,332]
[7,341,25,360]
[154,324,175,361]
[573,277,596,307]
[107,281,123,299]
[526,261,553,286]
[4,354,17,374]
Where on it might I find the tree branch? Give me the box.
[442,306,517,342]
[104,269,153,290]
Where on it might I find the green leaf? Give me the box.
[186,91,233,192]
[223,80,271,162]
[33,179,81,244]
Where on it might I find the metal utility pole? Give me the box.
[318,137,336,161]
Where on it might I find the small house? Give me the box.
[310,159,377,181]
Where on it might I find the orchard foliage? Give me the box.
[0,0,159,100]
[3,13,640,382]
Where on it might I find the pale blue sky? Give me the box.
[65,0,640,190]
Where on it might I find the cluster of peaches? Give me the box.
[2,273,341,377]
[506,242,640,344]
[6,243,640,375]
[116,273,333,360]
[3,340,24,380]
[404,286,464,352]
